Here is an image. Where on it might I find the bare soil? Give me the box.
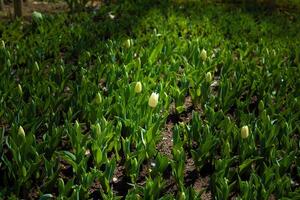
[0,1,68,21]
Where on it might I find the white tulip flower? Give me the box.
[148,92,159,108]
[18,126,25,138]
[241,125,249,139]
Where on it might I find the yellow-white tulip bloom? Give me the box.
[148,92,159,108]
[206,72,212,82]
[200,49,207,61]
[134,82,142,93]
[18,84,23,96]
[18,126,25,138]
[241,125,249,139]
[1,40,5,49]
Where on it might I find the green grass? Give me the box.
[0,0,300,199]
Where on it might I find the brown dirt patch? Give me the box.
[0,1,68,21]
[157,96,194,158]
[184,157,212,199]
[157,122,174,158]
[111,163,131,197]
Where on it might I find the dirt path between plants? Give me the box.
[156,96,212,199]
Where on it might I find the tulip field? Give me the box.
[0,0,300,199]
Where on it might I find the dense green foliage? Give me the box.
[1,0,300,199]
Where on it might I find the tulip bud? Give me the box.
[148,92,159,108]
[1,40,5,49]
[205,72,212,82]
[134,82,142,93]
[200,49,207,61]
[34,61,39,71]
[125,39,133,48]
[75,120,80,130]
[241,125,249,139]
[7,59,11,67]
[179,191,186,200]
[95,92,102,104]
[196,87,201,96]
[22,166,27,177]
[258,100,264,112]
[17,84,23,96]
[75,120,81,134]
[18,126,25,138]
[95,123,101,137]
[132,158,138,170]
[32,11,43,23]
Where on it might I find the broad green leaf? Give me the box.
[149,43,163,65]
[239,157,263,174]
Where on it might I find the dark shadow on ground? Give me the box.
[64,0,300,60]
[2,0,299,64]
